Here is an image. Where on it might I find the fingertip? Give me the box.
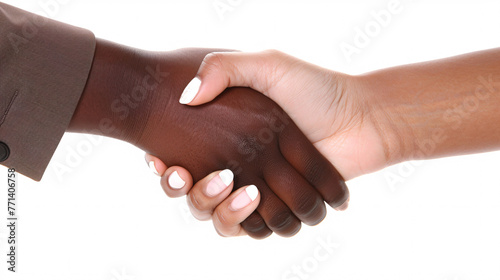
[204,169,234,197]
[185,169,237,222]
[160,167,193,198]
[148,161,160,176]
[246,185,259,202]
[327,181,349,210]
[212,186,261,238]
[185,80,224,106]
[334,195,350,211]
[230,185,260,211]
[144,154,168,176]
[169,171,186,189]
[219,169,234,187]
[186,52,236,106]
[179,77,201,105]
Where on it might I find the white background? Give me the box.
[1,0,500,279]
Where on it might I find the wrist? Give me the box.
[69,39,163,143]
[352,72,415,167]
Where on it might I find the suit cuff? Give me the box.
[0,3,96,181]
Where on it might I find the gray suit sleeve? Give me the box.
[0,3,96,181]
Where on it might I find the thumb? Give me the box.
[179,50,288,106]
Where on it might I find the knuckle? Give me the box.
[214,227,228,238]
[188,192,212,216]
[304,157,332,187]
[242,215,268,233]
[214,223,239,238]
[262,49,284,58]
[193,212,211,221]
[294,193,325,220]
[201,52,227,73]
[258,50,289,93]
[213,209,231,228]
[267,210,295,230]
[236,135,268,162]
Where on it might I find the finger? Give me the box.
[145,153,168,176]
[241,212,272,239]
[264,160,326,226]
[212,185,260,237]
[179,50,288,106]
[279,122,350,210]
[145,154,195,198]
[249,178,302,237]
[335,196,350,211]
[231,177,271,239]
[186,169,234,221]
[160,167,194,198]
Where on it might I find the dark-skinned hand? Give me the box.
[68,39,348,238]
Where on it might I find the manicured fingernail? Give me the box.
[168,171,185,189]
[230,185,258,211]
[206,169,233,197]
[148,161,159,175]
[179,77,201,104]
[219,169,234,186]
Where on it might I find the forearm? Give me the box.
[361,48,500,164]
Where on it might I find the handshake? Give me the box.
[68,39,500,238]
[68,41,356,238]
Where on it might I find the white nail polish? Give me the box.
[168,171,185,189]
[179,77,201,104]
[219,169,234,186]
[246,185,258,201]
[148,161,159,175]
